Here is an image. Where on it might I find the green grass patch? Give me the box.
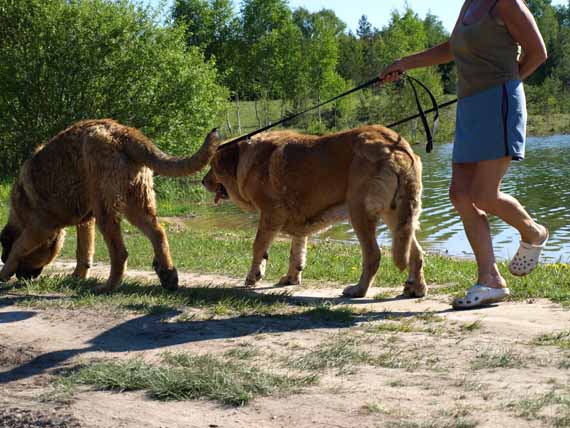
[390,418,478,428]
[287,336,372,372]
[459,320,482,333]
[534,330,570,350]
[2,183,570,308]
[9,275,294,316]
[224,345,259,361]
[507,391,570,426]
[471,348,523,370]
[287,335,417,373]
[303,303,356,324]
[366,320,418,334]
[63,352,317,406]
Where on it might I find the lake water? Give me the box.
[188,135,570,263]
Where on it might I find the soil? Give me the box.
[1,261,569,428]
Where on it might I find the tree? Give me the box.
[0,0,227,173]
[172,0,238,86]
[423,12,455,94]
[526,0,560,84]
[337,32,364,83]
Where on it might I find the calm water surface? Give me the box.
[189,135,570,262]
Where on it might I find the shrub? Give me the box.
[0,0,228,175]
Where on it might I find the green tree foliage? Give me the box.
[172,0,237,81]
[0,0,227,174]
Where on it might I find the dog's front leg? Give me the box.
[278,236,308,285]
[72,219,95,279]
[245,215,281,286]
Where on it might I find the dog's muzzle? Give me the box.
[214,184,229,204]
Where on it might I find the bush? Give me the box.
[0,0,228,175]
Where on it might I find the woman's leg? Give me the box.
[450,162,505,288]
[470,157,548,246]
[450,157,548,288]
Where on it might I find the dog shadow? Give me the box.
[0,279,456,385]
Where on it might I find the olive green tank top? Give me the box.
[450,0,521,98]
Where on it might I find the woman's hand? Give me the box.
[379,59,406,83]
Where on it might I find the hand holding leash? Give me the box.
[379,60,406,83]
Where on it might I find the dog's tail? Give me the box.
[86,123,220,177]
[123,128,220,177]
[390,155,423,271]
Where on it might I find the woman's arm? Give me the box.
[379,41,454,82]
[494,0,547,79]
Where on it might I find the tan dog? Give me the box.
[202,125,426,298]
[0,119,218,293]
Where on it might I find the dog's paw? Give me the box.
[245,271,262,287]
[277,274,301,286]
[342,285,367,298]
[158,267,179,291]
[402,280,427,298]
[71,268,90,279]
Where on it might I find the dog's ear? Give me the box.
[0,223,17,263]
[215,143,239,177]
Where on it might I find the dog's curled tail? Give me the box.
[86,124,220,177]
[391,156,423,271]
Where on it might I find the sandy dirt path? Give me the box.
[1,261,569,428]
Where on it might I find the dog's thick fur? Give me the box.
[0,119,218,293]
[202,125,426,298]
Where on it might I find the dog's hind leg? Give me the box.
[343,202,381,298]
[381,209,426,298]
[95,211,128,293]
[72,219,95,279]
[278,236,308,286]
[125,205,178,291]
[0,228,54,282]
[246,214,282,286]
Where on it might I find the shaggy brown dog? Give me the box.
[0,119,218,293]
[202,125,426,298]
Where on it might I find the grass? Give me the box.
[390,418,478,428]
[303,303,356,324]
[286,336,372,372]
[470,348,523,370]
[507,391,570,426]
[534,330,570,350]
[60,352,317,406]
[8,274,294,316]
[1,179,570,310]
[286,335,418,373]
[224,345,259,360]
[43,222,570,308]
[459,320,482,333]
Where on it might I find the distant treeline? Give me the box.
[173,0,570,117]
[0,0,569,175]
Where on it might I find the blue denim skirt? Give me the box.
[453,80,527,163]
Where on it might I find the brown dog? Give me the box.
[202,125,426,298]
[0,119,218,293]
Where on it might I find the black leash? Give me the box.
[219,74,458,153]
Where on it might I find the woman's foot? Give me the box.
[452,284,510,310]
[522,223,549,246]
[477,271,507,290]
[509,225,549,277]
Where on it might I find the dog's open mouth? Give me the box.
[214,184,229,204]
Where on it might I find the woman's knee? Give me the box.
[449,185,472,211]
[472,191,499,213]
